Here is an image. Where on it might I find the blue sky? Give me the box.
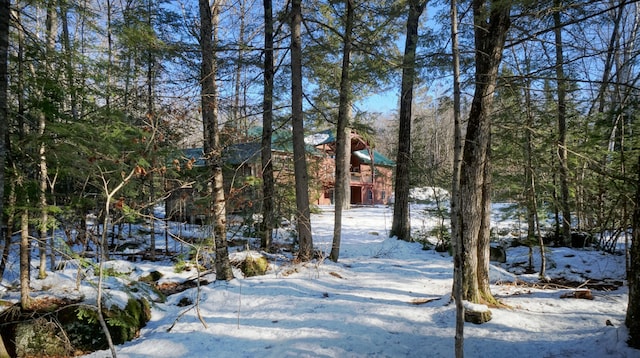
[357,90,400,115]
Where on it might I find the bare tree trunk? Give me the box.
[106,0,113,111]
[234,0,246,135]
[390,0,426,242]
[200,0,234,280]
[459,0,511,316]
[37,2,57,279]
[0,5,18,280]
[450,0,464,355]
[261,0,275,251]
[533,174,546,277]
[146,0,156,261]
[330,0,354,263]
[553,0,571,246]
[477,135,493,300]
[37,131,48,278]
[591,0,624,116]
[0,176,15,279]
[15,6,24,138]
[0,0,8,280]
[627,154,640,348]
[20,209,30,310]
[291,0,313,261]
[59,0,78,122]
[344,128,351,209]
[524,77,535,243]
[524,77,546,278]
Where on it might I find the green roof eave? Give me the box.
[354,149,395,167]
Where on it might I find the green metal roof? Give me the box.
[179,129,393,168]
[305,129,335,146]
[353,149,395,167]
[223,128,321,165]
[223,142,261,165]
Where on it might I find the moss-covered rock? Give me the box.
[63,297,151,351]
[107,298,151,343]
[15,317,74,357]
[140,270,163,283]
[0,296,152,357]
[241,254,269,277]
[464,309,493,324]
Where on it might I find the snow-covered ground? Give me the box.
[3,202,636,357]
[74,205,636,357]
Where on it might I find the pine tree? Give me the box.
[199,0,234,280]
[450,0,464,354]
[553,0,572,246]
[390,0,426,242]
[627,154,640,348]
[456,0,511,322]
[291,0,314,261]
[0,0,8,276]
[261,0,276,251]
[330,0,354,262]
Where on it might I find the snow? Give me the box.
[463,301,489,313]
[4,204,637,357]
[304,131,332,146]
[409,186,450,202]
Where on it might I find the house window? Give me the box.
[381,191,386,200]
[367,190,373,201]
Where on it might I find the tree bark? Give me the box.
[146,0,156,262]
[106,0,113,111]
[20,209,30,310]
[524,78,536,271]
[343,127,351,210]
[261,0,275,251]
[553,0,571,246]
[37,2,57,279]
[200,0,234,280]
[390,0,426,242]
[524,75,546,277]
[591,0,624,116]
[627,154,640,348]
[1,6,19,280]
[0,177,15,279]
[450,0,464,354]
[233,0,246,134]
[59,0,78,122]
[291,0,313,261]
[0,0,8,276]
[459,0,511,311]
[330,0,354,263]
